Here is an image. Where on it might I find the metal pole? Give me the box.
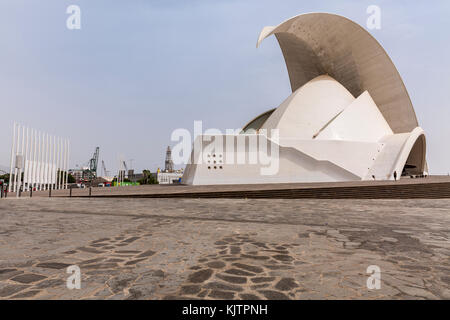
[52,135,56,190]
[42,133,46,191]
[45,133,50,190]
[17,126,25,198]
[60,138,64,189]
[37,131,42,191]
[55,137,59,190]
[32,129,37,192]
[42,133,46,190]
[41,131,45,190]
[27,128,34,193]
[40,131,45,191]
[59,138,63,190]
[36,131,39,191]
[13,124,20,193]
[50,136,56,190]
[62,138,66,189]
[58,137,62,190]
[8,122,16,193]
[64,139,68,189]
[24,127,29,192]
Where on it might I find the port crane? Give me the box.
[82,147,99,181]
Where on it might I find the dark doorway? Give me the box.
[401,135,426,176]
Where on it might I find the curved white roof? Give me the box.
[257,13,419,134]
[261,75,354,139]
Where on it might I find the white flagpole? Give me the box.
[17,126,25,197]
[8,122,16,193]
[42,133,46,190]
[27,128,33,192]
[47,134,51,190]
[47,133,50,190]
[42,133,45,191]
[24,127,29,191]
[52,135,56,190]
[28,129,34,193]
[32,129,37,191]
[15,125,22,193]
[41,132,45,191]
[48,135,52,190]
[13,124,20,193]
[19,126,25,194]
[36,131,39,191]
[55,136,58,190]
[35,130,39,191]
[66,139,70,189]
[57,137,61,190]
[63,139,67,189]
[58,137,62,190]
[42,132,46,191]
[60,138,64,190]
[43,133,48,190]
[61,139,66,189]
[38,131,43,191]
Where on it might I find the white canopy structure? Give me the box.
[182,13,426,185]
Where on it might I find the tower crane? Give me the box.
[82,147,99,181]
[101,160,109,177]
[122,161,128,178]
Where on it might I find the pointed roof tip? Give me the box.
[256,26,276,48]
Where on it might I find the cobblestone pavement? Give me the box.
[0,198,449,300]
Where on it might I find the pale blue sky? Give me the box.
[1,0,449,174]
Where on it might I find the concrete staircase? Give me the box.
[90,181,450,199]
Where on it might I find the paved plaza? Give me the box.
[0,197,449,299]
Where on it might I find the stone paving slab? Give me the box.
[0,197,448,299]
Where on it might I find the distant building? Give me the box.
[69,169,83,183]
[165,146,174,172]
[157,171,183,184]
[128,172,143,183]
[155,146,182,184]
[127,169,135,181]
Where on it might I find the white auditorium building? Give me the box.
[182,13,427,185]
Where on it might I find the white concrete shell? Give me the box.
[256,12,418,134]
[182,13,426,185]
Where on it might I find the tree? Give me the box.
[67,173,75,184]
[138,170,158,184]
[0,174,9,184]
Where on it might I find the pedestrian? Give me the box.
[393,171,397,181]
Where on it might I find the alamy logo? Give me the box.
[66,5,81,30]
[66,265,81,289]
[366,265,381,289]
[366,5,381,30]
[170,121,280,176]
